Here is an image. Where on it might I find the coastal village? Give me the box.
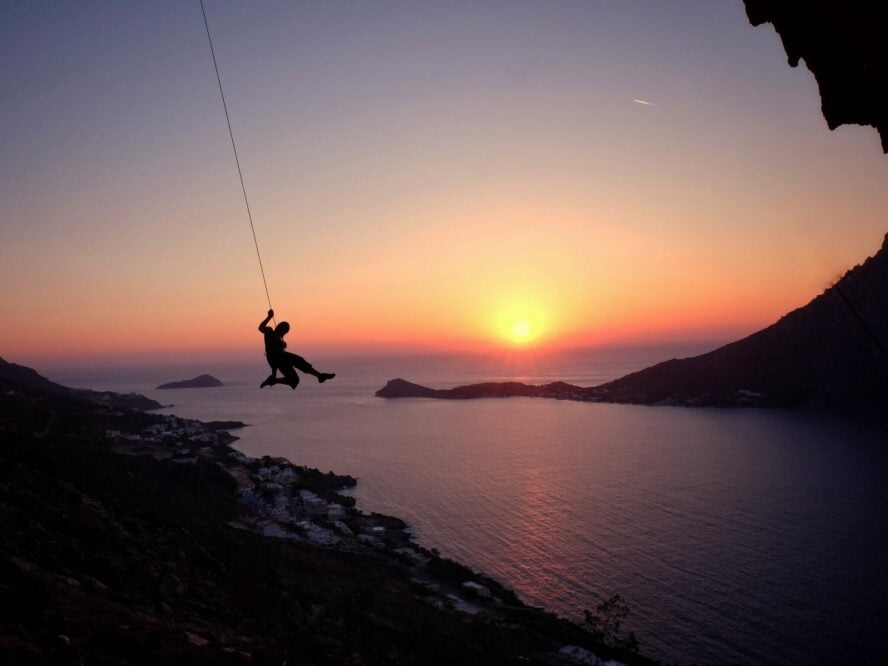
[105,413,416,554]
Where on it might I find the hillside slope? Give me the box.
[589,234,888,409]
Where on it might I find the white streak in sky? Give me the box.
[633,98,654,106]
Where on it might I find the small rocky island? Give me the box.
[156,374,223,389]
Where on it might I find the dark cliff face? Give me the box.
[592,234,888,409]
[744,0,888,152]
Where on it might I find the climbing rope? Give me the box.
[199,0,275,322]
[832,283,888,364]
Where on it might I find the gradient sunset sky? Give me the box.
[2,1,886,366]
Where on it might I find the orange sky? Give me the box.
[2,2,886,367]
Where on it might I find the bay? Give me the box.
[48,346,888,665]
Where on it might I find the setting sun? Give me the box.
[494,303,547,346]
[512,321,532,342]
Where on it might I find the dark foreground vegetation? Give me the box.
[0,360,652,665]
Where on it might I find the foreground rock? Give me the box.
[744,0,888,153]
[157,374,223,389]
[0,363,649,665]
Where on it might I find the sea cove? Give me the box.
[51,352,888,665]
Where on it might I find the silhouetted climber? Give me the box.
[258,310,335,389]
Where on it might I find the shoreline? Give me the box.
[107,407,543,613]
[114,403,652,664]
[0,364,652,664]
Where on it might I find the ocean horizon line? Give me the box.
[28,338,732,375]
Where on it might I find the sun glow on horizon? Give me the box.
[512,321,532,342]
[495,303,547,347]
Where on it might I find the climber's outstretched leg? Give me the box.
[281,352,335,384]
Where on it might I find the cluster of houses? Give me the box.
[102,408,608,656]
[106,414,226,448]
[104,414,415,555]
[225,454,350,547]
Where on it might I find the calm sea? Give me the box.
[47,345,888,665]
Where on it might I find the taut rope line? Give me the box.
[199,0,275,321]
[832,282,888,364]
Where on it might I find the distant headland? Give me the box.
[0,357,163,411]
[376,378,586,401]
[156,374,223,390]
[378,233,888,412]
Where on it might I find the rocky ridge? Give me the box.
[0,357,163,411]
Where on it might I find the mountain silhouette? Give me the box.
[0,358,163,411]
[0,357,71,394]
[588,233,888,409]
